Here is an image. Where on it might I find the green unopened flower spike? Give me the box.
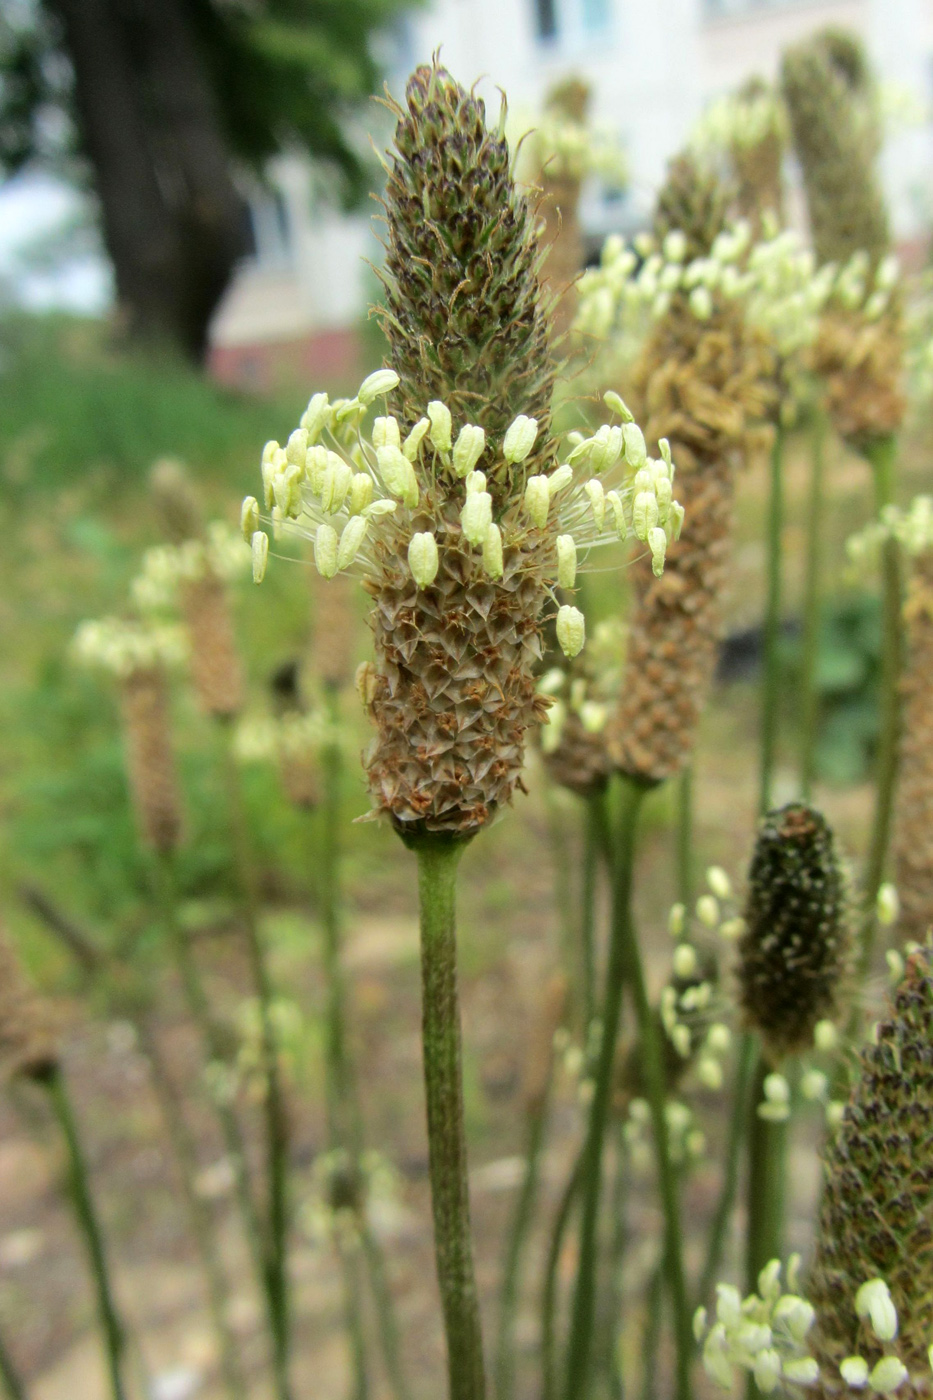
[737,803,850,1060]
[808,946,933,1390]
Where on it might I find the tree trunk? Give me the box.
[45,0,249,361]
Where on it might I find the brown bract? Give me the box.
[181,572,243,720]
[813,305,905,452]
[120,665,183,854]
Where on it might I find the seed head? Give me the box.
[737,803,850,1060]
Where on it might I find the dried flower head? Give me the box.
[737,803,850,1060]
[246,63,679,840]
[693,76,788,232]
[808,947,933,1391]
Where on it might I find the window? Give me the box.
[534,0,558,40]
[533,0,611,44]
[581,0,610,33]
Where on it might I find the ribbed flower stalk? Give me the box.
[808,947,933,1395]
[893,552,933,939]
[246,62,680,1400]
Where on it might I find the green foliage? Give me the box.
[790,592,882,785]
[1,0,419,200]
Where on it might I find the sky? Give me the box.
[0,170,111,313]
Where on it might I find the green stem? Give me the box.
[218,725,291,1399]
[546,791,580,1026]
[696,1032,757,1309]
[0,1323,27,1400]
[151,854,274,1363]
[580,796,602,1031]
[676,765,694,910]
[760,427,785,816]
[495,1062,554,1400]
[340,1238,371,1400]
[137,1017,247,1400]
[799,412,827,801]
[639,1260,664,1400]
[595,1125,628,1400]
[43,1066,127,1400]
[745,1052,786,1293]
[412,836,485,1400]
[858,436,903,981]
[317,703,409,1400]
[541,1152,583,1400]
[562,777,647,1400]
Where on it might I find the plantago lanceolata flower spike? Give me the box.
[377,61,557,498]
[246,79,678,838]
[808,946,933,1390]
[738,803,849,1060]
[606,152,772,784]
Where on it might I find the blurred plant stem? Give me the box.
[676,766,695,909]
[21,884,245,1400]
[760,427,785,815]
[594,1126,627,1400]
[639,1260,664,1400]
[744,1051,786,1296]
[136,1017,247,1400]
[41,1064,128,1400]
[411,835,485,1400]
[858,435,903,980]
[799,411,827,801]
[541,1151,583,1400]
[581,795,603,1029]
[217,720,292,1399]
[317,690,409,1400]
[697,1032,757,1310]
[494,1001,560,1400]
[0,1319,27,1400]
[562,778,685,1400]
[546,792,579,1020]
[151,851,286,1399]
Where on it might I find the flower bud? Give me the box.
[648,525,668,577]
[707,865,731,899]
[241,496,260,541]
[314,523,339,579]
[358,368,399,405]
[453,424,486,477]
[372,415,401,450]
[673,943,698,978]
[707,1023,731,1054]
[556,535,577,589]
[524,476,550,529]
[461,491,493,546]
[300,392,330,441]
[606,490,627,538]
[556,605,586,658]
[376,445,419,507]
[697,1056,723,1090]
[251,531,269,583]
[604,390,635,422]
[623,422,647,468]
[633,491,660,541]
[483,523,504,579]
[585,479,606,528]
[814,1019,839,1052]
[840,1356,869,1387]
[286,427,309,466]
[855,1280,898,1341]
[348,473,374,515]
[408,531,439,588]
[696,894,719,928]
[402,416,431,461]
[427,400,452,452]
[320,457,353,514]
[503,414,538,464]
[337,516,368,571]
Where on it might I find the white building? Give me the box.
[209,0,933,390]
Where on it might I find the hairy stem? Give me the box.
[760,427,785,815]
[696,1032,757,1310]
[562,777,647,1400]
[218,724,291,1399]
[858,435,903,980]
[412,836,485,1400]
[799,412,827,801]
[43,1066,127,1400]
[676,765,695,910]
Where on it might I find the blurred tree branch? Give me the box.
[0,0,419,361]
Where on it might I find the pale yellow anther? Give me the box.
[606,490,627,538]
[585,479,606,528]
[358,368,399,405]
[376,444,419,508]
[372,415,401,450]
[465,470,487,494]
[320,457,353,514]
[427,400,452,452]
[604,389,634,422]
[241,496,260,541]
[300,391,330,442]
[503,414,538,464]
[314,523,338,579]
[408,531,439,588]
[453,424,486,477]
[337,516,368,571]
[402,416,431,461]
[286,427,309,466]
[556,605,586,658]
[622,422,647,468]
[461,491,493,546]
[524,476,550,529]
[348,474,374,515]
[251,531,269,583]
[557,535,577,588]
[483,523,504,579]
